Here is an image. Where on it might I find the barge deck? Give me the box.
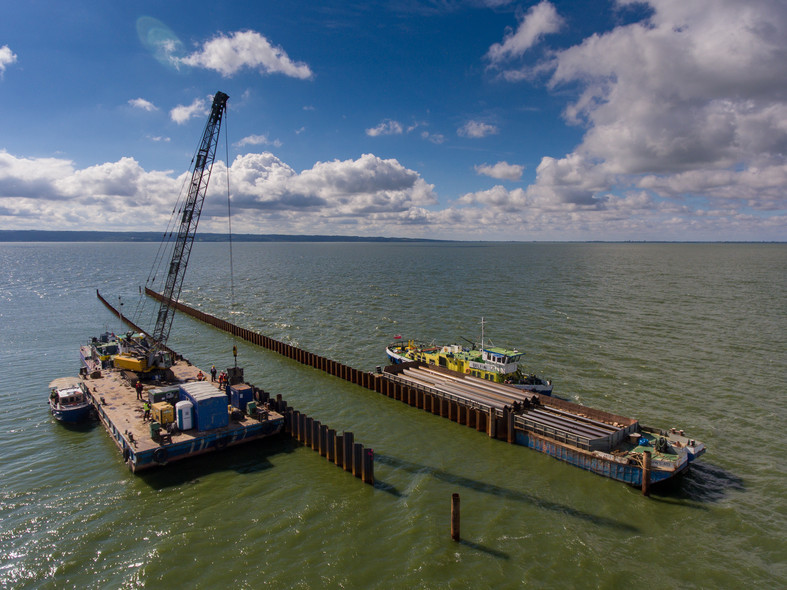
[383,363,704,487]
[77,358,283,473]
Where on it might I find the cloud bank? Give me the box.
[472,0,787,236]
[0,150,439,236]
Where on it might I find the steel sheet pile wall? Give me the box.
[144,289,614,449]
[145,288,374,390]
[144,288,518,441]
[251,387,374,485]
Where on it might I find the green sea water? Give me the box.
[1,241,785,589]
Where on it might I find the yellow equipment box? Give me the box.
[152,401,174,425]
[113,354,148,372]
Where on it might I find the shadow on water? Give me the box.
[376,454,640,533]
[650,461,745,504]
[457,538,510,560]
[138,434,300,490]
[51,417,102,433]
[372,479,405,498]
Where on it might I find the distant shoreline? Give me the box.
[0,230,781,243]
[0,230,441,243]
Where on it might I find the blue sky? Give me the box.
[1,0,785,241]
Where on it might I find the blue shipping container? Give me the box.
[179,382,229,432]
[230,384,253,411]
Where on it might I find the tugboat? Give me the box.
[48,377,93,423]
[386,318,553,395]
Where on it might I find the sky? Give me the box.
[1,0,785,241]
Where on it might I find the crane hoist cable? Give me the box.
[223,104,237,356]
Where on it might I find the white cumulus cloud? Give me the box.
[457,120,499,138]
[222,152,436,215]
[0,45,18,76]
[234,134,282,148]
[180,30,313,79]
[475,161,524,181]
[170,98,208,125]
[128,98,158,112]
[366,120,404,137]
[486,1,563,65]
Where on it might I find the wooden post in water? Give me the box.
[352,443,363,478]
[292,410,300,439]
[362,448,374,485]
[327,428,336,462]
[487,409,496,438]
[642,451,652,496]
[507,409,515,443]
[319,424,328,457]
[312,420,321,451]
[451,493,460,541]
[343,432,354,472]
[335,433,344,467]
[299,413,307,443]
[305,417,313,446]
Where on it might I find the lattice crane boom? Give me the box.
[150,91,228,360]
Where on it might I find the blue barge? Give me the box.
[383,363,705,489]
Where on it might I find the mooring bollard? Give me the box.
[451,493,460,541]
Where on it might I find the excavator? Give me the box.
[113,91,229,375]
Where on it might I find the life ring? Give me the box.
[465,369,470,374]
[153,447,168,464]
